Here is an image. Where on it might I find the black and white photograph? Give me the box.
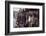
[5,1,45,35]
[13,8,39,28]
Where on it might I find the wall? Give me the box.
[0,0,46,36]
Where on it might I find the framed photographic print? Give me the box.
[5,1,45,35]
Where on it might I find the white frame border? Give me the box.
[10,4,43,32]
